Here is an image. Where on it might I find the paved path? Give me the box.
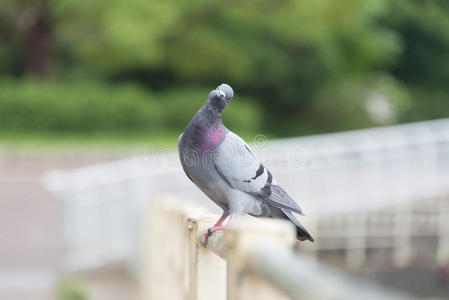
[0,150,135,300]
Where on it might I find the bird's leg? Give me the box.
[203,212,230,247]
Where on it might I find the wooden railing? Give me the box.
[141,196,415,300]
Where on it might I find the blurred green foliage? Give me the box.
[0,0,448,138]
[55,277,87,300]
[384,0,449,123]
[0,78,260,134]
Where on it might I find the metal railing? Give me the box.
[299,197,449,270]
[141,196,414,300]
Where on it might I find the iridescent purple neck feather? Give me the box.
[182,97,228,155]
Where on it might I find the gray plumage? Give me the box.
[178,83,313,241]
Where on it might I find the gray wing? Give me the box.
[214,132,303,215]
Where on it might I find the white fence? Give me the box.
[142,196,415,300]
[42,119,449,271]
[304,197,449,270]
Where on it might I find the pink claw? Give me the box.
[203,225,224,246]
[202,213,230,247]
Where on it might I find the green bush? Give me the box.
[0,78,261,135]
[158,88,262,135]
[55,277,87,300]
[0,78,161,132]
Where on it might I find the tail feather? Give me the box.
[281,208,314,242]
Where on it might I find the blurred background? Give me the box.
[1,0,449,299]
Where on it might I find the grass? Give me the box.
[0,131,181,154]
[0,130,265,156]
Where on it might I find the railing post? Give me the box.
[141,196,181,300]
[187,216,226,300]
[225,217,295,300]
[393,204,412,268]
[142,196,191,300]
[345,212,367,270]
[437,201,449,267]
[141,196,207,300]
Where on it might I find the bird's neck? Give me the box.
[201,100,223,121]
[183,105,227,154]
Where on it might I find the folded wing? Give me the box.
[214,132,303,215]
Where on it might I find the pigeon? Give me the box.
[178,83,313,245]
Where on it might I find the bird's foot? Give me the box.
[203,225,224,247]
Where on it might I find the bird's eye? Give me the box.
[218,90,226,98]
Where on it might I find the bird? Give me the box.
[178,83,313,245]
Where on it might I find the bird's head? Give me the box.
[207,83,234,112]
